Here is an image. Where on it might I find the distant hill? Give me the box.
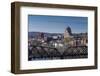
[28,32,63,38]
[28,31,87,39]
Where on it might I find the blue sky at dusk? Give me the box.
[28,15,88,33]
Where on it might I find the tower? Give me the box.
[67,26,72,35]
[64,26,72,38]
[37,32,44,39]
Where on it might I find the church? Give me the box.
[64,26,87,46]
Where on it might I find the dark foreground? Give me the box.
[28,45,88,61]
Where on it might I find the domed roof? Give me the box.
[65,26,72,35]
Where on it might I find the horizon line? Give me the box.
[28,31,87,34]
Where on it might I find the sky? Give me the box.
[28,15,88,33]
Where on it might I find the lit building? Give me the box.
[64,26,87,46]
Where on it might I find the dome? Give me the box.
[66,26,72,35]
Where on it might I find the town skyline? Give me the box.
[28,15,88,33]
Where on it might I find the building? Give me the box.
[64,26,72,38]
[64,26,87,46]
[37,32,44,39]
